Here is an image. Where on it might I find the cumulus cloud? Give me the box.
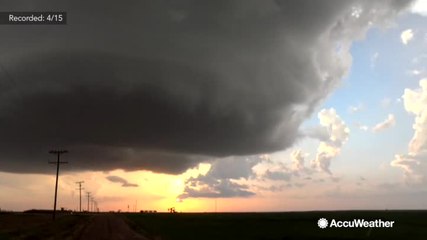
[401,29,414,45]
[372,114,396,133]
[291,149,308,172]
[264,170,292,181]
[318,109,350,143]
[261,149,312,184]
[106,176,139,187]
[0,0,412,174]
[411,0,427,16]
[312,108,350,174]
[178,156,262,199]
[179,178,254,199]
[256,184,290,193]
[392,79,427,183]
[297,108,349,175]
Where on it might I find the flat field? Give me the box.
[126,210,427,240]
[1,210,426,239]
[0,212,88,239]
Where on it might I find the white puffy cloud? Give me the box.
[411,0,427,16]
[318,108,350,143]
[391,154,422,182]
[262,149,311,182]
[401,29,414,45]
[312,108,350,174]
[392,79,427,183]
[403,80,427,155]
[291,149,308,172]
[372,114,396,133]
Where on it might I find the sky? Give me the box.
[1,0,427,212]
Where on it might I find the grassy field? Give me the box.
[0,212,89,240]
[126,210,427,240]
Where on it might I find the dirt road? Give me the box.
[76,214,150,240]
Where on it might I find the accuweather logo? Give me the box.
[317,218,395,229]
[317,218,328,228]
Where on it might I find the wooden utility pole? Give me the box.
[91,197,95,212]
[49,150,68,220]
[86,192,91,212]
[75,181,84,212]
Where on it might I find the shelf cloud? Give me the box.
[0,0,412,174]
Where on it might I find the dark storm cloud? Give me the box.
[0,0,412,174]
[106,175,138,187]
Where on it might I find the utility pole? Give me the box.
[49,150,68,220]
[86,192,91,212]
[75,181,84,212]
[91,197,95,212]
[93,200,98,213]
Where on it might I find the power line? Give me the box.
[75,181,84,212]
[49,150,68,221]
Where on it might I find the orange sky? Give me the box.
[1,159,425,213]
